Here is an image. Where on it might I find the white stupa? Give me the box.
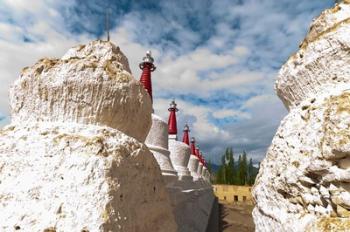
[167,101,192,182]
[139,51,178,183]
[196,148,204,178]
[145,114,178,182]
[187,137,201,180]
[135,47,215,232]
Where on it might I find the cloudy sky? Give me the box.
[0,0,334,164]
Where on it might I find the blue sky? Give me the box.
[0,0,334,164]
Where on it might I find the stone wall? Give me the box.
[213,185,253,205]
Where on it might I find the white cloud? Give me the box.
[212,109,250,119]
[0,0,333,164]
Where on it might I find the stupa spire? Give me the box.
[199,154,204,165]
[139,51,156,102]
[168,100,179,140]
[190,137,196,155]
[182,124,190,145]
[197,148,204,165]
[201,152,206,167]
[195,147,201,161]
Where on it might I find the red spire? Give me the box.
[168,100,178,135]
[201,153,207,167]
[195,148,201,162]
[199,154,204,165]
[182,124,190,145]
[196,149,204,165]
[190,137,196,155]
[139,51,156,102]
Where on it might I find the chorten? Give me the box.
[204,160,211,181]
[201,154,209,182]
[136,48,214,232]
[0,40,177,231]
[196,148,204,177]
[141,52,178,182]
[167,101,192,181]
[187,137,200,179]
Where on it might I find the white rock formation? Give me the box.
[145,114,178,183]
[169,140,192,181]
[253,2,350,231]
[0,40,177,231]
[11,42,152,142]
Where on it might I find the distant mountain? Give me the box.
[210,163,221,173]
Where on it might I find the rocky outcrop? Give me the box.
[253,2,350,231]
[0,40,177,231]
[10,41,152,142]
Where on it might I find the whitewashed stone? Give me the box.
[10,40,152,142]
[253,2,350,231]
[202,169,207,181]
[169,140,192,181]
[188,155,200,179]
[145,114,178,182]
[0,122,177,232]
[197,162,203,177]
[0,40,177,231]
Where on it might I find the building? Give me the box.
[213,184,254,205]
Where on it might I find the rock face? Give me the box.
[253,2,350,231]
[0,40,177,232]
[10,41,152,142]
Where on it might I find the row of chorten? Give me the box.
[138,50,210,184]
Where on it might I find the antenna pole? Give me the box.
[105,10,110,41]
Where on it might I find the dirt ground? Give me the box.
[219,201,255,232]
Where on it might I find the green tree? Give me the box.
[248,158,254,185]
[207,159,213,182]
[214,148,259,186]
[226,148,235,184]
[237,154,242,184]
[238,151,248,185]
[215,154,226,184]
[228,152,235,185]
[207,159,212,173]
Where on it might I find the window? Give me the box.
[234,195,238,202]
[243,196,247,202]
[224,196,226,201]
